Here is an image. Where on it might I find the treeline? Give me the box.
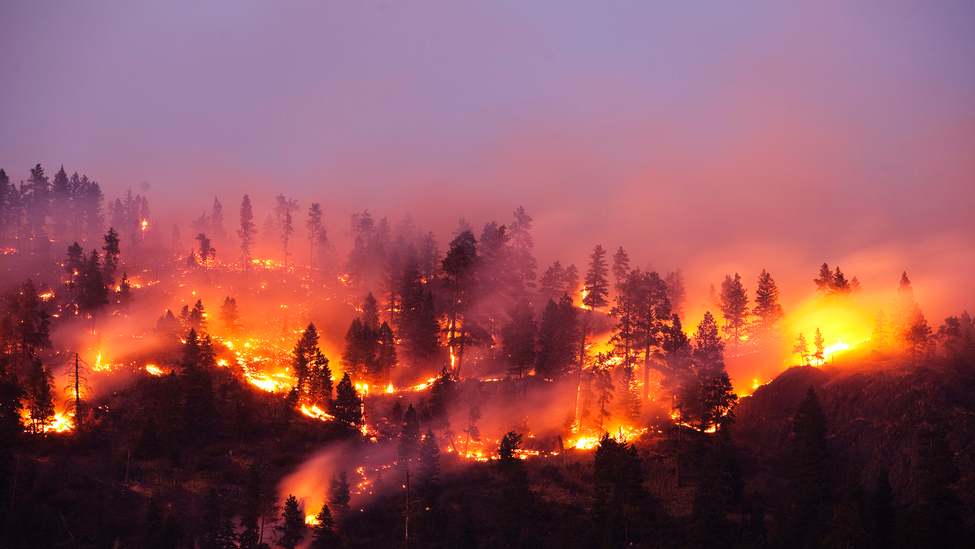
[0,163,155,255]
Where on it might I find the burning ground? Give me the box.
[1,197,974,548]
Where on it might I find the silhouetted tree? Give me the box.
[813,328,826,364]
[238,194,256,264]
[441,230,480,378]
[220,296,238,335]
[331,373,362,427]
[793,333,810,366]
[508,206,537,289]
[612,246,630,292]
[719,273,749,350]
[328,471,351,521]
[777,387,830,548]
[197,232,215,268]
[102,227,121,286]
[276,494,305,549]
[583,244,610,310]
[501,298,537,378]
[307,202,323,264]
[309,501,341,549]
[535,295,579,380]
[25,357,54,433]
[752,269,784,347]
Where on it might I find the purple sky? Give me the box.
[2,0,974,317]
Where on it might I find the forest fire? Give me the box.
[1,182,970,548]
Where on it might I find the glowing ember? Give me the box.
[386,383,394,394]
[301,404,334,422]
[823,338,851,357]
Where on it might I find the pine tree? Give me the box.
[535,295,579,380]
[813,328,826,364]
[25,357,54,433]
[307,203,323,265]
[101,227,121,286]
[292,323,320,396]
[309,501,341,549]
[220,296,238,335]
[78,250,110,328]
[497,431,534,547]
[779,387,830,548]
[276,494,305,549]
[509,206,537,289]
[196,232,215,268]
[331,373,362,426]
[328,472,351,521]
[50,165,71,241]
[794,333,810,366]
[612,246,630,292]
[417,428,440,493]
[209,197,228,244]
[583,244,609,310]
[239,465,262,549]
[718,273,749,350]
[282,210,294,270]
[376,321,397,381]
[441,230,479,377]
[665,269,686,319]
[616,364,641,423]
[752,269,784,347]
[398,404,421,465]
[539,261,565,300]
[501,298,537,377]
[238,194,256,264]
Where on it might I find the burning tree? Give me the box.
[718,273,749,351]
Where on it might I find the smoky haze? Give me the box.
[1,1,973,323]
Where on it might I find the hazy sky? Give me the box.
[2,0,974,316]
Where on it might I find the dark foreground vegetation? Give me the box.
[1,162,973,547]
[2,338,974,548]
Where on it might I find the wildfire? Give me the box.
[305,514,320,526]
[386,383,394,394]
[300,404,334,422]
[145,365,164,376]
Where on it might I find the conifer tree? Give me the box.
[417,428,440,493]
[376,321,397,381]
[665,269,686,319]
[196,232,215,268]
[794,333,810,366]
[398,404,421,465]
[718,273,749,350]
[102,228,121,286]
[752,269,784,346]
[307,202,323,265]
[277,494,305,549]
[813,328,826,364]
[779,387,830,548]
[611,246,630,292]
[328,472,351,521]
[25,357,54,433]
[535,295,579,380]
[331,373,362,426]
[539,260,566,300]
[309,501,341,549]
[583,244,609,310]
[238,194,256,264]
[501,298,537,378]
[219,296,238,335]
[509,206,537,289]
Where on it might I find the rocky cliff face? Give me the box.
[733,353,975,516]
